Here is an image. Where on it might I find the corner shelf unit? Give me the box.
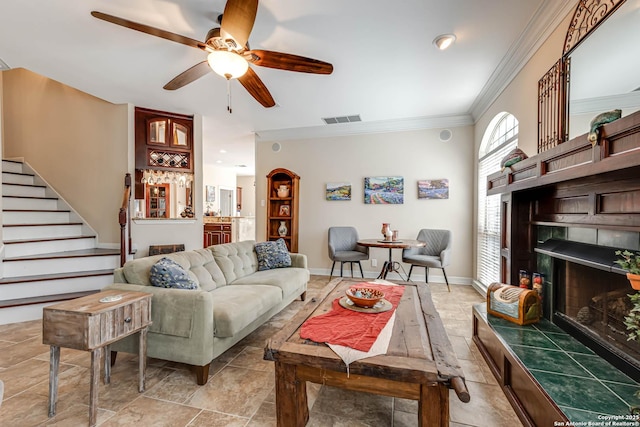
[266,168,300,252]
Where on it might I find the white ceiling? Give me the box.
[0,0,575,175]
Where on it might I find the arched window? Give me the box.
[477,112,519,289]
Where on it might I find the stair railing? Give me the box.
[119,173,132,267]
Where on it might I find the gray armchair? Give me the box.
[328,227,369,279]
[402,229,451,291]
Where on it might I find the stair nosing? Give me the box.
[2,182,46,189]
[0,270,115,285]
[2,171,35,177]
[3,248,120,262]
[2,195,58,200]
[3,222,83,228]
[3,235,96,245]
[3,209,71,213]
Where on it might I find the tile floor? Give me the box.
[475,304,640,423]
[0,276,522,426]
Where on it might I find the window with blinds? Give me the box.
[477,113,518,288]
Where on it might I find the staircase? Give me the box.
[0,160,120,325]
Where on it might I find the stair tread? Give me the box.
[2,182,45,188]
[0,291,100,308]
[3,209,71,213]
[2,195,58,200]
[4,235,96,245]
[3,222,83,228]
[0,269,115,285]
[2,171,35,177]
[4,248,120,262]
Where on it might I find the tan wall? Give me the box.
[237,175,256,217]
[256,127,475,283]
[2,68,128,244]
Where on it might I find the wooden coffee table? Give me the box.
[264,278,469,426]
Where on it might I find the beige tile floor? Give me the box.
[0,276,523,426]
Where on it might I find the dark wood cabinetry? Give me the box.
[266,168,300,252]
[134,107,194,200]
[204,223,232,247]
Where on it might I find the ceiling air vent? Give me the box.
[322,114,362,125]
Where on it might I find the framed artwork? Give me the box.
[418,179,449,199]
[279,204,291,216]
[364,176,404,204]
[326,182,351,201]
[206,185,216,202]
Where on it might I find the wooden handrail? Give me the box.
[119,173,132,267]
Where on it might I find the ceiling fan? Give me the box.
[91,0,333,110]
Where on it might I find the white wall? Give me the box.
[203,165,236,214]
[256,126,474,283]
[237,175,256,217]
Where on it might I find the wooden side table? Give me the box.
[43,290,152,426]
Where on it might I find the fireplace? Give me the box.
[536,238,640,380]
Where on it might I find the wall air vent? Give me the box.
[322,114,362,125]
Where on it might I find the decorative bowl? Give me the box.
[345,287,385,308]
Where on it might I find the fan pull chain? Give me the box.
[225,74,233,114]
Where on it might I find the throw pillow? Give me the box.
[150,257,198,290]
[255,239,292,271]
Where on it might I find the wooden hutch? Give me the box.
[266,168,300,252]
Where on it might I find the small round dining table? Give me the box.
[357,238,426,280]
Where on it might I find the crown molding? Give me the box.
[469,0,577,121]
[255,114,474,142]
[0,57,9,70]
[571,92,640,115]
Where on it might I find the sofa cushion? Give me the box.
[150,257,198,290]
[210,240,258,284]
[168,249,224,291]
[254,239,292,271]
[232,267,309,299]
[211,285,282,337]
[122,254,166,286]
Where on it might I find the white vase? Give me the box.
[277,185,290,198]
[278,221,288,237]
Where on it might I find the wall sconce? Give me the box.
[433,34,457,50]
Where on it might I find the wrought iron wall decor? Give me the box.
[537,0,626,153]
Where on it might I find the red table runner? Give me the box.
[300,284,405,352]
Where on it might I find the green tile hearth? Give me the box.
[476,303,640,422]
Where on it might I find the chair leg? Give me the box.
[442,268,450,292]
[357,261,364,278]
[407,265,414,280]
[425,267,429,283]
[340,262,344,277]
[329,261,336,280]
[350,262,355,278]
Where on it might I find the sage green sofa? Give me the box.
[104,240,309,385]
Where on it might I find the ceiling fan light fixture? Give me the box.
[207,50,248,79]
[433,34,456,50]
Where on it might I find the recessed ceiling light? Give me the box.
[433,34,456,50]
[219,149,227,153]
[216,160,223,164]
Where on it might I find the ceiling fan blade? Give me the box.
[164,61,212,90]
[238,67,275,108]
[246,50,333,74]
[220,0,258,49]
[91,11,207,51]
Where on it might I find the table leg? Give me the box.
[48,345,60,417]
[274,362,308,426]
[139,327,148,392]
[418,383,449,426]
[104,344,111,385]
[89,348,101,427]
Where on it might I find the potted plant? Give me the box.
[615,250,640,290]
